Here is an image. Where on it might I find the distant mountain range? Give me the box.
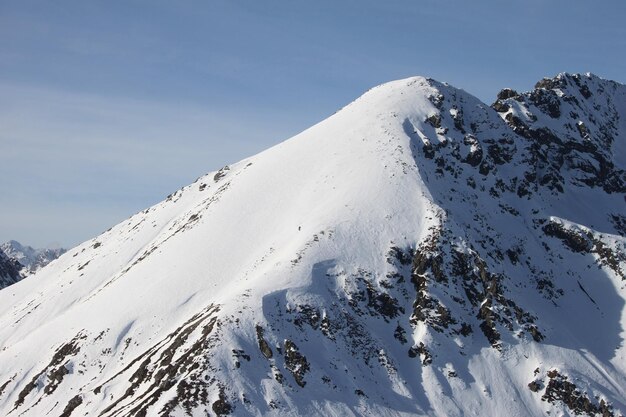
[0,248,23,290]
[0,240,66,289]
[0,73,624,416]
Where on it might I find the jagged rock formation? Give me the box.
[0,249,23,290]
[0,240,66,280]
[0,73,624,416]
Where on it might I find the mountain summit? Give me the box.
[0,74,624,417]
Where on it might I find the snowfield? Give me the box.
[0,73,625,416]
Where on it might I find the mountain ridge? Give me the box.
[0,73,624,417]
[0,249,22,290]
[0,240,66,285]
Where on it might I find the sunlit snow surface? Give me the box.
[0,74,625,416]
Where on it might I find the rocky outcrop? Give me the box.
[0,249,22,290]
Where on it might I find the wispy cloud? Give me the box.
[0,83,304,247]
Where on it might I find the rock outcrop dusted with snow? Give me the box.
[0,73,624,416]
[0,249,22,290]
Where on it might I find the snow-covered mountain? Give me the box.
[0,249,22,290]
[0,240,66,280]
[0,73,624,417]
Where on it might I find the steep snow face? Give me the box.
[0,240,66,279]
[0,75,625,417]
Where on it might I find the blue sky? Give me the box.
[1,0,625,248]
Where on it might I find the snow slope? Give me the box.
[0,73,624,417]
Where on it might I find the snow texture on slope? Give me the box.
[0,73,625,417]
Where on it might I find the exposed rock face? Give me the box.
[0,249,22,290]
[492,73,626,196]
[537,369,617,416]
[0,73,624,416]
[0,240,66,285]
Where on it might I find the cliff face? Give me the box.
[0,249,22,290]
[0,73,624,417]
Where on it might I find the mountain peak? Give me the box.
[530,73,626,118]
[0,74,625,417]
